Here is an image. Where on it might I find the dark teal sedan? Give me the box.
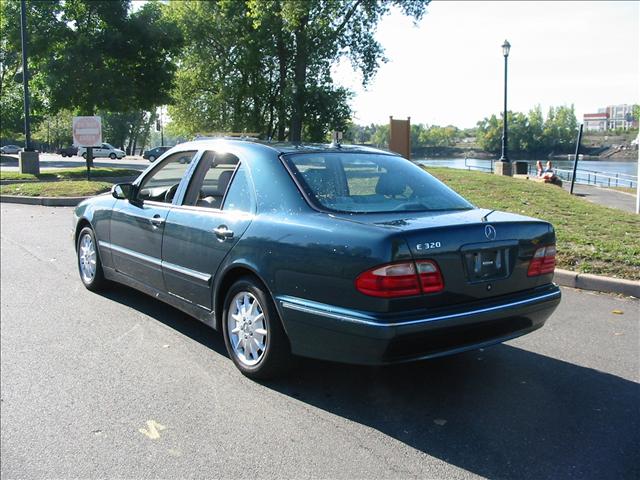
[73,139,561,379]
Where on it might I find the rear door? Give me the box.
[108,150,197,291]
[161,150,255,310]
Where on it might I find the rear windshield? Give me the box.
[284,152,474,213]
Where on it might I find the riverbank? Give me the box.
[412,145,638,161]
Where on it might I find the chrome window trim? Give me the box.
[279,290,561,328]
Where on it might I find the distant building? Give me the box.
[584,112,609,131]
[583,104,637,131]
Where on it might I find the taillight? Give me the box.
[416,260,445,293]
[355,260,444,298]
[527,244,556,276]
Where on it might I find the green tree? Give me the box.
[43,1,182,115]
[1,0,182,144]
[476,115,502,153]
[476,105,577,156]
[250,0,430,142]
[165,1,278,137]
[0,0,64,139]
[543,105,577,153]
[166,0,429,141]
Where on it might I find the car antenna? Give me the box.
[481,209,495,222]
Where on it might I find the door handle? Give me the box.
[214,225,234,240]
[150,214,165,227]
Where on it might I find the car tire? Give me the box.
[82,152,87,159]
[109,153,116,159]
[148,155,156,162]
[77,227,108,292]
[222,276,292,379]
[60,152,66,157]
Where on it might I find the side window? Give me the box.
[137,150,197,203]
[223,163,255,213]
[183,151,239,209]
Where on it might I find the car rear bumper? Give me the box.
[276,284,561,365]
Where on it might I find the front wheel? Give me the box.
[222,277,292,379]
[77,227,108,291]
[82,152,87,159]
[109,153,116,159]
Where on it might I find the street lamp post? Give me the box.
[499,39,511,162]
[18,0,39,174]
[20,0,32,151]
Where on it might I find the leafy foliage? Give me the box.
[476,105,578,155]
[0,0,181,145]
[165,0,430,141]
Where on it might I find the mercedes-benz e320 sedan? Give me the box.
[73,139,561,378]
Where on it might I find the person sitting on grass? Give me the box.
[542,161,558,183]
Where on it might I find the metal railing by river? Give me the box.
[417,158,637,189]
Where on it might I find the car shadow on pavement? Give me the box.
[98,285,638,479]
[268,346,639,479]
[99,284,229,358]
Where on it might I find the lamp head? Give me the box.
[502,39,511,57]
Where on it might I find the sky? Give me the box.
[333,1,640,128]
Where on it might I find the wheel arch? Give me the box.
[213,263,276,332]
[74,218,93,250]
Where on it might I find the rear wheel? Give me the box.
[148,155,156,162]
[77,227,108,291]
[222,277,291,379]
[82,152,87,159]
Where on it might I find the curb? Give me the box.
[0,195,90,207]
[554,268,639,298]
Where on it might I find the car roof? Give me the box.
[175,137,399,157]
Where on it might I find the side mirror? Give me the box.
[111,183,133,200]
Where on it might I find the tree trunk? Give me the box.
[276,26,288,141]
[289,15,309,143]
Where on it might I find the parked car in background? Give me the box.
[57,146,78,157]
[143,145,171,162]
[77,143,125,159]
[1,145,22,154]
[73,139,561,379]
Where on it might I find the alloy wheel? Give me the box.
[226,291,268,366]
[78,233,97,284]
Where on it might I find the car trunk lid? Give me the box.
[332,208,555,308]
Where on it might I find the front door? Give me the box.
[161,151,255,310]
[109,150,197,291]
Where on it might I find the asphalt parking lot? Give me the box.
[1,203,638,479]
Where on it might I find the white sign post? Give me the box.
[73,116,102,180]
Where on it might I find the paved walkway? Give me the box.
[562,182,637,213]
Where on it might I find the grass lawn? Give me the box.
[0,167,140,181]
[0,181,113,197]
[424,167,640,281]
